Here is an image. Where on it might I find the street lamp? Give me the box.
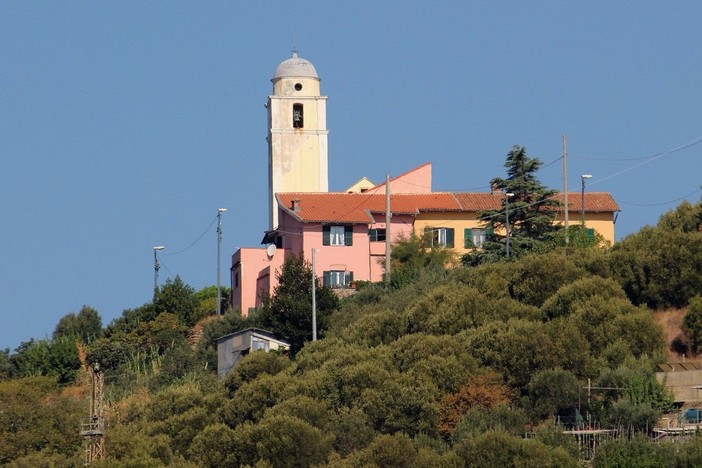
[217,208,227,316]
[311,248,317,341]
[153,246,165,298]
[505,193,514,258]
[581,175,592,225]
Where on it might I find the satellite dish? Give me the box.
[266,244,277,257]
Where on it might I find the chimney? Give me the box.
[291,198,301,212]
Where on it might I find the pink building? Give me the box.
[363,162,432,195]
[231,163,436,315]
[231,192,416,315]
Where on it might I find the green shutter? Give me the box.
[424,227,433,246]
[323,271,331,287]
[446,228,454,248]
[464,229,472,248]
[345,226,353,246]
[346,271,354,285]
[587,228,595,240]
[322,225,330,245]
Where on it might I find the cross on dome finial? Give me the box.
[291,33,298,58]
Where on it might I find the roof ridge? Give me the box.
[368,162,431,190]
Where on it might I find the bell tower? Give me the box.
[267,52,329,229]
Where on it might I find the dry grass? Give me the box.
[653,308,692,361]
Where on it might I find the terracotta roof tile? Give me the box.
[452,193,505,211]
[276,191,619,224]
[554,192,621,212]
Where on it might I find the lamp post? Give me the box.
[217,208,227,316]
[505,193,514,258]
[153,246,165,299]
[311,248,317,341]
[580,175,592,225]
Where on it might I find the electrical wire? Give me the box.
[540,155,564,169]
[157,257,176,279]
[619,187,702,207]
[573,134,702,161]
[163,215,218,256]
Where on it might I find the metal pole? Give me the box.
[506,199,510,258]
[217,208,227,316]
[311,248,317,341]
[563,134,569,244]
[581,177,585,225]
[580,175,591,225]
[505,193,514,258]
[153,246,164,299]
[385,175,391,285]
[154,250,159,294]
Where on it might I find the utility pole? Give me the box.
[153,246,164,299]
[581,174,592,225]
[80,364,105,466]
[311,248,317,341]
[217,208,227,316]
[563,134,569,244]
[385,175,392,285]
[505,193,514,258]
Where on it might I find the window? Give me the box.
[464,228,491,248]
[323,225,353,246]
[292,103,304,128]
[323,270,354,288]
[369,228,386,242]
[233,272,239,289]
[330,226,344,245]
[424,227,454,248]
[274,235,284,248]
[252,337,269,351]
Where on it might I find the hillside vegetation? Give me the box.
[0,147,702,467]
[1,196,701,466]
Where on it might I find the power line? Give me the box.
[573,134,702,162]
[619,187,702,207]
[540,155,564,169]
[157,257,176,279]
[163,215,218,256]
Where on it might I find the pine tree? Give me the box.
[259,254,339,354]
[468,146,560,263]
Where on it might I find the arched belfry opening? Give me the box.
[292,103,304,128]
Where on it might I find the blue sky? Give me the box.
[1,2,701,350]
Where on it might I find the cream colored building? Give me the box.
[345,177,376,193]
[267,52,328,229]
[411,192,620,257]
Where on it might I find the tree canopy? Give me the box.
[259,253,339,354]
[4,196,702,466]
[466,145,561,264]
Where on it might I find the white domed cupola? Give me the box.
[273,52,319,80]
[271,52,321,97]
